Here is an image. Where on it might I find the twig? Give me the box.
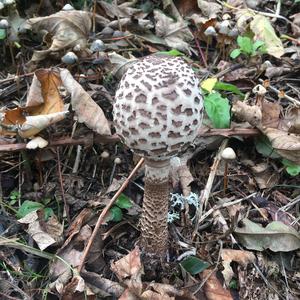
[56,147,71,224]
[0,128,260,153]
[259,79,300,106]
[192,139,228,239]
[78,157,145,273]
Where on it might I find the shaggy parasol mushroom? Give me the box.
[113,55,203,256]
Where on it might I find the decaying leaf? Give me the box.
[202,269,233,300]
[59,68,111,136]
[234,218,300,252]
[197,0,222,19]
[154,9,193,54]
[18,210,63,250]
[27,10,92,65]
[262,127,300,164]
[221,249,255,286]
[250,15,284,58]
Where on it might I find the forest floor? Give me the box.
[0,0,300,299]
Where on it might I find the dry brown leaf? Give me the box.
[59,68,111,136]
[154,9,193,54]
[197,0,222,19]
[231,101,262,126]
[260,100,281,129]
[262,127,300,164]
[221,249,256,286]
[26,69,64,115]
[291,13,300,38]
[111,246,142,280]
[27,10,91,64]
[250,162,279,189]
[202,269,233,300]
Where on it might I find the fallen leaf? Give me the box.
[197,0,222,19]
[250,15,284,58]
[154,9,193,54]
[234,218,300,252]
[262,127,300,164]
[202,269,233,300]
[18,211,63,250]
[59,68,111,136]
[221,249,255,286]
[27,10,92,65]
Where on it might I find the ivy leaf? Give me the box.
[282,159,300,176]
[253,40,265,52]
[204,92,231,128]
[180,256,210,275]
[115,193,133,209]
[254,135,280,159]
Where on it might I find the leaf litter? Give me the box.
[0,0,300,299]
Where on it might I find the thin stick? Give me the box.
[192,139,228,240]
[78,157,145,272]
[57,147,71,224]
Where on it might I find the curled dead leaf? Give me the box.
[60,68,111,136]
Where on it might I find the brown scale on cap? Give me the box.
[113,55,203,257]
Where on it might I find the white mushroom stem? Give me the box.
[140,159,170,256]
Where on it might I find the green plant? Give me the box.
[106,193,133,222]
[17,200,54,220]
[9,190,20,205]
[230,36,266,59]
[282,159,300,176]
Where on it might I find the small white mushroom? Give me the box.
[221,147,236,193]
[0,19,9,29]
[114,157,121,165]
[204,26,217,37]
[101,150,110,159]
[113,55,203,256]
[62,4,74,11]
[90,39,105,52]
[221,147,236,160]
[61,52,78,64]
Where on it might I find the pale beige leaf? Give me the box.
[250,15,284,58]
[59,68,111,136]
[18,111,68,138]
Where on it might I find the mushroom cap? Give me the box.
[113,55,203,160]
[90,39,105,52]
[61,51,78,64]
[221,147,236,160]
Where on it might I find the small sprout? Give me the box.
[114,157,122,165]
[0,19,9,29]
[101,150,110,159]
[204,26,217,37]
[90,39,105,52]
[62,4,74,11]
[221,147,236,160]
[61,51,78,64]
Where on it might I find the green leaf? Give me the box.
[0,29,6,40]
[106,206,123,222]
[237,36,253,54]
[44,207,54,221]
[157,49,185,56]
[115,193,133,209]
[180,256,210,275]
[230,49,241,59]
[17,201,44,219]
[282,159,300,176]
[204,92,231,128]
[254,135,280,159]
[214,81,244,97]
[252,40,265,51]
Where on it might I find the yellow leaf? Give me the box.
[201,78,218,93]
